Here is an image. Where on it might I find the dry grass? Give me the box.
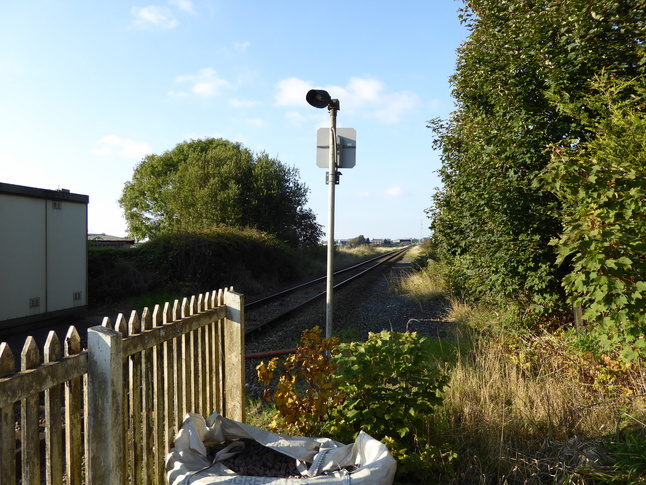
[333,244,391,269]
[432,303,646,484]
[393,261,646,483]
[392,261,447,301]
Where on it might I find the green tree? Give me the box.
[119,138,322,246]
[347,235,369,248]
[429,0,646,312]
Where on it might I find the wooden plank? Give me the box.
[181,298,192,416]
[215,289,225,413]
[64,326,83,485]
[44,331,63,485]
[21,336,41,485]
[203,299,212,416]
[172,300,184,433]
[161,302,176,455]
[153,304,166,485]
[121,307,226,357]
[0,341,14,376]
[198,321,207,416]
[0,353,87,409]
[0,342,16,484]
[224,291,246,423]
[129,311,143,485]
[141,307,154,485]
[115,314,130,483]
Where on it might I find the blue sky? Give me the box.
[0,1,467,241]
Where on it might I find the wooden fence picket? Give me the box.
[21,336,41,485]
[0,342,16,484]
[141,307,154,485]
[44,331,63,485]
[63,326,83,485]
[128,310,143,485]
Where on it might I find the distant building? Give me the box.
[0,182,88,326]
[395,238,412,246]
[88,233,135,249]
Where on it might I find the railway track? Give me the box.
[0,247,409,355]
[244,247,409,340]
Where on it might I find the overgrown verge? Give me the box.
[88,233,386,312]
[408,245,646,484]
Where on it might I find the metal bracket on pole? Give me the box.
[325,171,341,185]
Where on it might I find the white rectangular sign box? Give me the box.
[316,128,356,169]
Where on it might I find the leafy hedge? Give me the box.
[88,227,300,307]
[429,0,646,333]
[541,77,646,359]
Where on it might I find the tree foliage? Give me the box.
[347,235,369,248]
[541,76,646,359]
[429,0,646,313]
[119,138,322,246]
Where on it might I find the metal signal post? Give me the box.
[306,89,356,340]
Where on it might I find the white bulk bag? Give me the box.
[166,412,396,485]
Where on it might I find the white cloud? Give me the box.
[90,146,112,156]
[284,111,309,123]
[174,68,231,97]
[169,0,195,13]
[92,135,152,159]
[233,41,250,53]
[221,41,251,57]
[274,76,419,124]
[274,78,314,107]
[374,91,419,124]
[131,5,178,30]
[384,186,406,198]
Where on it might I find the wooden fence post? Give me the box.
[87,325,124,485]
[0,342,16,484]
[224,291,245,423]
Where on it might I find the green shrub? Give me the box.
[329,331,455,484]
[257,329,456,484]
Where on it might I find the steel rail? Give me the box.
[244,247,409,339]
[244,248,407,310]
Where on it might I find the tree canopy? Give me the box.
[429,0,646,314]
[119,138,322,246]
[347,235,370,248]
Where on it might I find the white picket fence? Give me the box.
[0,288,245,485]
